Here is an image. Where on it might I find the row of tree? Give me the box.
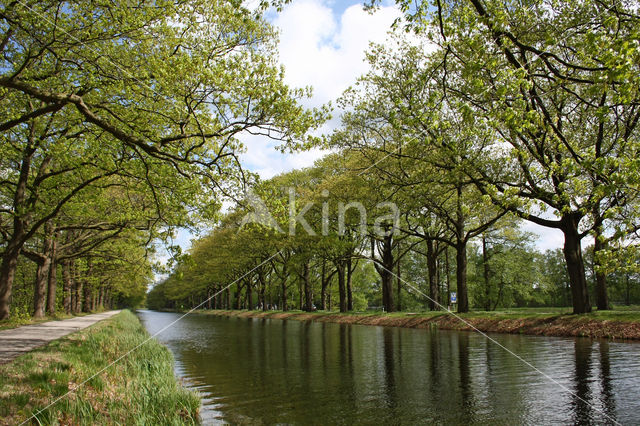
[148,154,640,313]
[0,0,320,320]
[152,0,640,315]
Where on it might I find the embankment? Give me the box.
[192,309,640,340]
[0,310,199,425]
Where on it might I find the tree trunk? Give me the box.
[593,224,609,310]
[74,274,83,313]
[281,278,287,311]
[62,260,72,314]
[234,284,242,310]
[33,257,50,318]
[482,234,491,311]
[0,142,35,320]
[82,279,92,313]
[321,260,327,310]
[104,289,111,309]
[213,285,220,309]
[337,262,347,313]
[247,279,253,310]
[98,286,105,309]
[281,263,288,312]
[456,240,469,313]
[46,238,58,315]
[426,239,439,310]
[298,279,303,310]
[0,250,20,320]
[71,279,77,313]
[346,257,353,311]
[375,234,395,313]
[396,257,401,311]
[303,261,312,312]
[82,261,93,313]
[455,185,469,313]
[561,214,592,314]
[380,266,394,312]
[259,271,267,311]
[435,255,441,307]
[445,247,451,303]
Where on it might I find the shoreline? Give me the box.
[175,309,640,341]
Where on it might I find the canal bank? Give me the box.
[181,308,640,340]
[0,310,199,424]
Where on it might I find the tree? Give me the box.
[371,0,640,313]
[332,40,509,312]
[0,0,322,319]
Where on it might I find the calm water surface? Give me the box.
[137,310,640,425]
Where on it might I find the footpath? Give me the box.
[0,310,121,364]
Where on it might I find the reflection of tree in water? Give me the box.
[457,332,475,424]
[300,321,311,371]
[598,341,617,423]
[428,329,441,393]
[299,321,312,395]
[338,323,356,405]
[321,322,328,372]
[573,339,594,424]
[281,319,288,371]
[254,318,268,384]
[382,327,398,412]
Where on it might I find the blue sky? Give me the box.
[156,0,564,273]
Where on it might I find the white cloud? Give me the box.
[238,0,402,180]
[274,0,401,107]
[521,221,564,252]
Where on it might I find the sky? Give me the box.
[239,0,402,179]
[158,0,564,271]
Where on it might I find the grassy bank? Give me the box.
[0,310,200,424]
[188,307,640,340]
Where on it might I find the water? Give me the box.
[137,310,640,425]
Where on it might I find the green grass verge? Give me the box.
[0,310,200,425]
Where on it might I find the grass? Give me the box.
[0,310,200,425]
[184,305,640,340]
[189,305,640,322]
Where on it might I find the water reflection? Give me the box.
[457,332,475,424]
[573,338,594,424]
[137,310,640,425]
[599,341,617,422]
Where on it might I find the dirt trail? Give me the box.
[0,310,121,364]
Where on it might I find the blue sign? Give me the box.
[450,292,457,303]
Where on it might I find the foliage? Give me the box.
[0,0,322,319]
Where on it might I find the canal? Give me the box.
[138,310,640,424]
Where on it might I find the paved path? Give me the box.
[0,310,121,364]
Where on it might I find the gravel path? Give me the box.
[0,310,121,364]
